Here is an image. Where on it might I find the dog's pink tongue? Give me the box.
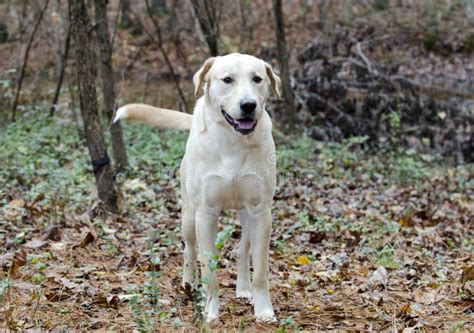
[236,119,255,130]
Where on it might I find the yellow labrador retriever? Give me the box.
[115,53,281,322]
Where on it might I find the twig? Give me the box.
[358,34,391,45]
[11,0,49,121]
[355,42,372,74]
[29,289,41,324]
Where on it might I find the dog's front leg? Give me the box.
[248,204,275,322]
[195,208,220,322]
[236,209,252,300]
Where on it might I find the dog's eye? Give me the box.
[222,77,233,84]
[252,76,262,83]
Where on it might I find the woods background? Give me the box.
[0,0,473,331]
[1,0,472,162]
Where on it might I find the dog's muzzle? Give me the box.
[221,109,257,135]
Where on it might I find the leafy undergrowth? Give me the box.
[1,115,473,331]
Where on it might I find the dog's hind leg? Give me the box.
[236,209,252,300]
[182,202,197,287]
[195,208,220,323]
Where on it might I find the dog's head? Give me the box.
[193,53,281,135]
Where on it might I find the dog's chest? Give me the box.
[184,151,275,210]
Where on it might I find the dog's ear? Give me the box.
[265,63,282,99]
[193,57,216,97]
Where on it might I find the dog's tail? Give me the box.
[114,103,192,131]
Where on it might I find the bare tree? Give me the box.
[190,0,221,56]
[70,0,118,213]
[11,0,49,122]
[145,0,189,113]
[272,0,298,130]
[93,0,129,169]
[50,20,71,117]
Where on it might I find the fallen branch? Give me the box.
[355,42,373,74]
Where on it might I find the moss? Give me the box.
[423,33,438,52]
[373,0,389,11]
[461,34,474,53]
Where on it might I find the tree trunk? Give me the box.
[93,0,129,170]
[11,0,49,122]
[272,0,298,130]
[462,0,474,25]
[70,0,118,213]
[190,0,221,56]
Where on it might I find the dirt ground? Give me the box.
[1,133,472,330]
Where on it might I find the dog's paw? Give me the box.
[204,294,220,324]
[205,314,219,324]
[255,310,276,323]
[236,289,252,301]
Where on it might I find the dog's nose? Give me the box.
[240,99,257,115]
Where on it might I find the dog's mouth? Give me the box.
[221,109,257,135]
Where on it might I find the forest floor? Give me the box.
[1,114,473,331]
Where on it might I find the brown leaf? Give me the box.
[400,303,411,314]
[58,277,80,290]
[76,230,95,248]
[93,294,120,309]
[308,231,325,244]
[398,217,414,228]
[24,239,48,250]
[117,254,139,270]
[45,290,70,302]
[42,225,61,241]
[106,295,120,309]
[461,266,474,283]
[0,252,15,272]
[370,266,388,287]
[14,281,38,290]
[10,248,27,275]
[8,199,25,208]
[413,287,439,304]
[4,199,25,220]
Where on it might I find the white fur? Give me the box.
[118,53,281,323]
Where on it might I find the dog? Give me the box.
[114,53,281,323]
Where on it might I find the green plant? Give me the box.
[374,246,401,269]
[125,239,165,332]
[277,316,300,333]
[0,278,10,302]
[276,134,315,171]
[450,321,466,332]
